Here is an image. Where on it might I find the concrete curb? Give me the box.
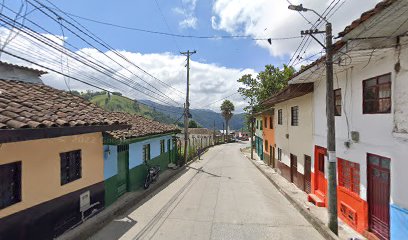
[59,147,212,240]
[242,150,339,240]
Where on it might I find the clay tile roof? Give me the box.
[0,61,47,75]
[261,83,314,107]
[0,79,127,130]
[106,112,179,139]
[338,0,396,38]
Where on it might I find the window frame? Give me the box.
[334,88,342,116]
[337,158,360,195]
[60,150,82,186]
[277,148,282,161]
[269,116,273,129]
[291,106,299,126]
[362,73,391,114]
[260,120,263,130]
[264,117,267,128]
[278,109,283,125]
[143,144,151,162]
[0,161,22,209]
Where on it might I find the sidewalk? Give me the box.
[58,149,210,240]
[240,147,366,240]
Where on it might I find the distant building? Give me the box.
[0,61,47,84]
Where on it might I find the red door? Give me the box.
[367,154,390,240]
[314,146,326,198]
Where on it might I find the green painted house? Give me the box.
[103,112,179,206]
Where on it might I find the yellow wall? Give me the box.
[0,132,104,218]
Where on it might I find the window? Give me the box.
[60,150,82,185]
[270,116,273,129]
[264,117,267,128]
[260,120,263,130]
[291,106,299,126]
[256,120,259,129]
[338,158,360,195]
[334,89,342,116]
[363,73,391,114]
[143,144,151,162]
[265,140,268,152]
[160,140,165,154]
[278,109,282,125]
[277,148,282,161]
[0,161,21,209]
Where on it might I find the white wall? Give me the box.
[312,43,408,208]
[274,93,314,174]
[255,116,263,138]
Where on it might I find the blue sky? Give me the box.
[1,0,381,112]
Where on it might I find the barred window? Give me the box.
[264,117,267,128]
[60,150,82,185]
[260,120,263,130]
[160,140,165,154]
[338,158,360,195]
[143,144,151,162]
[0,161,21,209]
[278,109,283,125]
[277,148,282,161]
[334,89,342,116]
[291,106,299,126]
[270,116,273,129]
[363,73,391,114]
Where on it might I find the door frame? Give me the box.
[117,144,129,196]
[367,153,391,240]
[304,155,312,193]
[314,146,327,195]
[270,146,275,168]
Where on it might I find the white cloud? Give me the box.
[174,0,199,29]
[211,0,382,59]
[0,27,254,112]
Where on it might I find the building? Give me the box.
[0,61,47,84]
[103,112,179,206]
[262,83,314,192]
[254,114,263,160]
[287,1,408,239]
[259,108,275,167]
[0,78,128,239]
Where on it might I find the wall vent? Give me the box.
[340,202,357,226]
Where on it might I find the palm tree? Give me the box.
[220,100,235,140]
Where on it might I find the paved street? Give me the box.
[90,143,324,240]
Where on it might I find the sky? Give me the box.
[0,0,381,113]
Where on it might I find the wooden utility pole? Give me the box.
[250,110,254,160]
[325,22,338,234]
[181,50,196,165]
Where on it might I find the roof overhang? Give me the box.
[262,83,314,107]
[0,124,130,144]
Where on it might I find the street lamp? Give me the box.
[289,4,338,235]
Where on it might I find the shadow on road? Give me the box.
[187,166,232,179]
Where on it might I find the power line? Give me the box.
[199,92,239,109]
[42,6,302,42]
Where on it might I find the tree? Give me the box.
[237,64,295,113]
[188,120,200,128]
[220,100,235,137]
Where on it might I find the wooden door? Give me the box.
[290,154,297,183]
[304,155,312,193]
[367,154,390,240]
[117,144,129,197]
[270,146,275,168]
[315,147,326,195]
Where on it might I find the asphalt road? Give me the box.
[90,142,324,240]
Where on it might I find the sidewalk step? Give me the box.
[308,193,325,207]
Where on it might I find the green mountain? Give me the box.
[89,93,178,125]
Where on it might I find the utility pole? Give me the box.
[213,120,216,145]
[288,4,338,234]
[222,122,225,143]
[250,109,254,160]
[181,50,196,165]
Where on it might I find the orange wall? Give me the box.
[0,132,104,218]
[337,187,368,233]
[262,113,275,154]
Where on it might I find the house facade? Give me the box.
[0,78,128,239]
[262,84,314,192]
[254,115,263,160]
[287,1,408,239]
[261,109,275,167]
[103,112,178,206]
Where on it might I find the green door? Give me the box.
[167,139,171,163]
[117,145,129,197]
